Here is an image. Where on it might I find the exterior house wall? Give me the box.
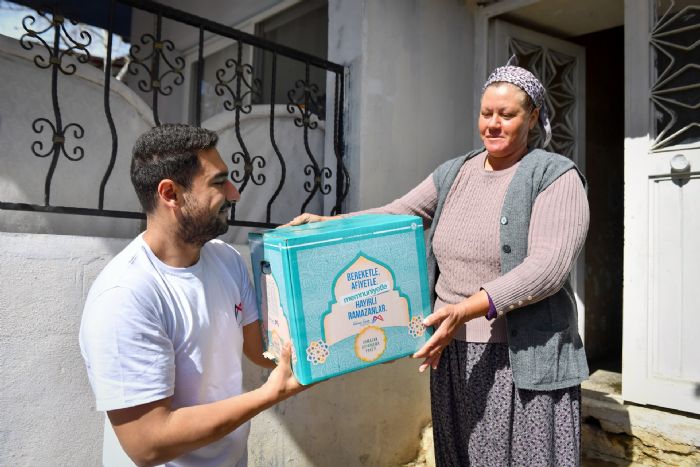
[1,0,479,465]
[0,233,127,466]
[334,0,477,213]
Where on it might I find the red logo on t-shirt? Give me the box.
[234,302,243,324]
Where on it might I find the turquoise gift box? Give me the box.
[248,214,433,385]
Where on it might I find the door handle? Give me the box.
[649,154,696,186]
[670,154,690,174]
[650,154,694,179]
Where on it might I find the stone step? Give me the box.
[582,370,700,466]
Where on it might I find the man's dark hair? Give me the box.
[130,124,219,213]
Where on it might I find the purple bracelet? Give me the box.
[485,291,497,320]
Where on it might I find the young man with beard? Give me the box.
[79,124,305,467]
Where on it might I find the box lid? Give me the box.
[261,214,422,248]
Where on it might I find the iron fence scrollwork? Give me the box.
[214,42,266,222]
[20,6,91,207]
[286,66,333,213]
[1,0,349,228]
[127,13,185,126]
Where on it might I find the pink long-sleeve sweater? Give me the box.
[360,151,589,343]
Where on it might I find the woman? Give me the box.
[288,63,589,466]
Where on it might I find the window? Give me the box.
[188,0,328,123]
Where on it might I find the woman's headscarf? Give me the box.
[482,56,552,148]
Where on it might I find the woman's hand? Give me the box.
[413,290,491,372]
[413,303,468,372]
[279,213,340,228]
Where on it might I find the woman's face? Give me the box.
[479,83,539,159]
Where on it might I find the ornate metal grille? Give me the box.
[0,0,348,228]
[18,5,92,208]
[651,0,700,150]
[508,37,579,160]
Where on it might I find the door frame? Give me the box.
[622,0,653,406]
[472,0,540,145]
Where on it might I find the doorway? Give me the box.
[494,5,625,373]
[572,27,624,373]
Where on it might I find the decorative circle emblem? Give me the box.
[306,340,330,365]
[354,326,387,362]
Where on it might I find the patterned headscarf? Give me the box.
[482,56,552,148]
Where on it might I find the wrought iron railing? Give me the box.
[0,0,348,228]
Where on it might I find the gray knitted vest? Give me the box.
[427,147,589,390]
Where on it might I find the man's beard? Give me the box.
[178,196,231,246]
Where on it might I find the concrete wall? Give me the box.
[0,233,126,466]
[332,0,477,212]
[0,232,431,466]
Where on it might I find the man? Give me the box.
[79,124,305,467]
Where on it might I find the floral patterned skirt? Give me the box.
[430,341,581,466]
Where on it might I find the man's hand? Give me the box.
[107,345,310,466]
[262,342,307,402]
[243,321,275,369]
[279,213,340,228]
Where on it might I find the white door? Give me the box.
[490,19,587,339]
[623,0,700,414]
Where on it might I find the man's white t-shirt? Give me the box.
[79,234,258,467]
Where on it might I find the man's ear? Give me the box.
[157,179,180,209]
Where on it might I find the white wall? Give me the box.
[0,232,431,466]
[0,233,126,466]
[331,0,477,212]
